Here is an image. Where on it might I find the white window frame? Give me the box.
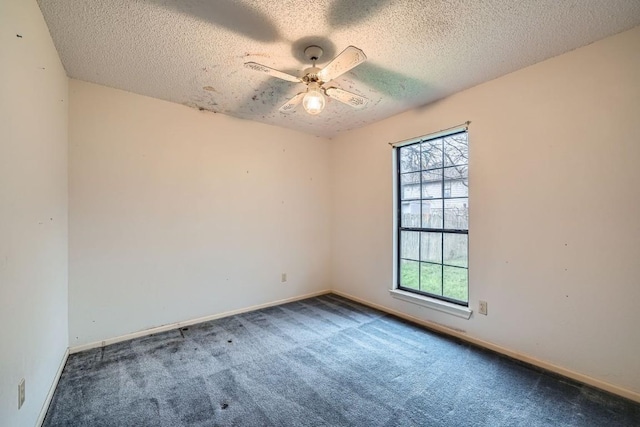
[390,124,472,319]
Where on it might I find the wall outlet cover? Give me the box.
[479,300,488,315]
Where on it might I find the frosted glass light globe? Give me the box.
[303,86,325,115]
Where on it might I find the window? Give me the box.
[396,130,469,305]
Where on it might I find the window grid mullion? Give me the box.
[440,138,445,297]
[418,141,423,292]
[400,227,468,234]
[397,146,402,290]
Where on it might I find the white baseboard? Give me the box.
[331,290,640,404]
[69,289,332,354]
[36,347,69,427]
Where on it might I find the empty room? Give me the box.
[2,0,640,426]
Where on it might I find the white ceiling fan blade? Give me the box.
[325,87,369,109]
[244,62,300,83]
[279,92,305,113]
[317,46,367,82]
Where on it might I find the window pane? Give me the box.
[443,234,468,267]
[401,201,421,227]
[443,166,468,198]
[444,134,468,167]
[420,232,441,263]
[400,172,420,200]
[400,145,421,173]
[420,263,442,295]
[421,170,442,199]
[444,198,468,230]
[422,199,443,228]
[400,231,420,260]
[400,260,420,290]
[443,265,468,302]
[421,139,443,170]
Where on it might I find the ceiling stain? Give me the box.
[245,52,271,58]
[183,101,217,113]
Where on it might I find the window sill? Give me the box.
[389,289,472,319]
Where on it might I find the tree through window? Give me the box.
[397,131,469,305]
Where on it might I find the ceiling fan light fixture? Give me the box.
[302,84,325,115]
[246,45,368,115]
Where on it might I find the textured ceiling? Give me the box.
[37,0,640,137]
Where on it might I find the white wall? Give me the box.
[330,26,640,397]
[0,1,69,426]
[68,80,331,347]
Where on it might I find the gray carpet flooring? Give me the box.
[44,294,640,426]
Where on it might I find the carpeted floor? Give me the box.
[44,294,640,426]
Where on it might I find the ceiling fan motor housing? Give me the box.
[302,66,322,84]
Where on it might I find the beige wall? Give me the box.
[68,80,332,347]
[0,1,69,425]
[330,26,640,397]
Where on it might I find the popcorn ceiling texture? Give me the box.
[37,0,640,137]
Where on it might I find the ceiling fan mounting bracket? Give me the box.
[304,45,324,62]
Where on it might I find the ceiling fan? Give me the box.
[244,45,370,115]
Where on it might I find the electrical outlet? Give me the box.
[281,273,287,283]
[479,300,488,316]
[18,378,25,409]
